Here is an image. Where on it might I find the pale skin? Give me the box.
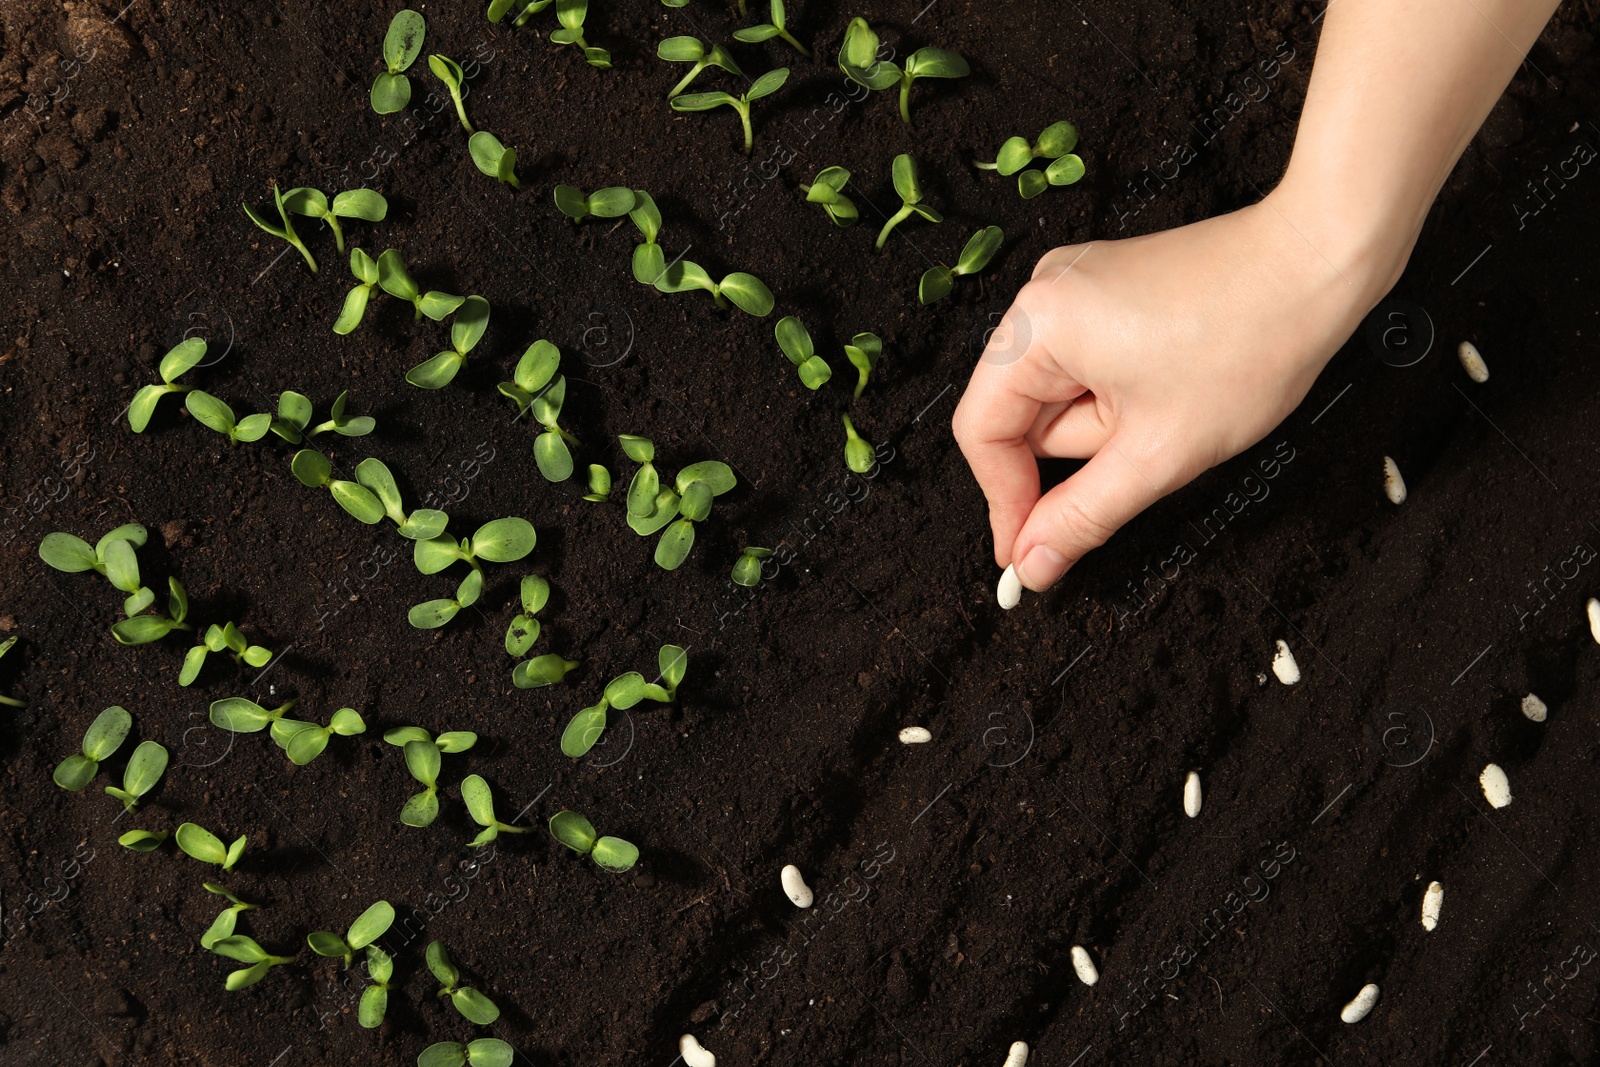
[954,0,1567,595]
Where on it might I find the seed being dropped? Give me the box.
[898,726,932,744]
[1271,640,1301,685]
[780,864,814,908]
[1002,1041,1029,1067]
[998,564,1022,610]
[1421,880,1444,931]
[1383,456,1407,505]
[680,1034,716,1067]
[1340,983,1379,1023]
[1588,598,1600,644]
[1521,693,1548,723]
[1457,341,1489,383]
[1480,762,1512,808]
[1183,770,1202,818]
[1070,945,1098,986]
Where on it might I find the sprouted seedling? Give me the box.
[506,574,549,656]
[837,17,969,124]
[270,707,367,765]
[876,153,941,250]
[842,413,875,473]
[111,578,193,645]
[360,946,394,1028]
[372,10,426,114]
[292,450,386,525]
[411,518,537,629]
[654,260,774,316]
[549,810,640,872]
[798,165,857,226]
[773,316,832,389]
[39,523,150,614]
[176,822,248,872]
[584,464,612,502]
[732,546,773,587]
[639,455,736,570]
[550,0,611,67]
[0,636,23,708]
[513,653,581,690]
[462,775,534,847]
[356,457,451,540]
[335,249,379,334]
[386,728,477,826]
[308,899,395,967]
[657,37,743,99]
[734,0,810,57]
[408,568,482,629]
[418,1039,515,1067]
[670,67,789,154]
[487,0,552,27]
[428,54,475,132]
[104,740,167,813]
[243,182,319,272]
[406,295,491,389]
[495,338,577,481]
[272,389,376,442]
[561,645,686,756]
[184,391,271,444]
[282,188,388,254]
[200,883,258,950]
[118,829,169,851]
[52,705,131,790]
[469,131,521,188]
[377,248,466,322]
[210,935,294,990]
[498,338,560,417]
[553,184,636,223]
[208,696,299,733]
[975,121,1084,197]
[427,941,501,1024]
[844,332,882,397]
[630,190,665,284]
[919,225,1003,304]
[130,339,205,431]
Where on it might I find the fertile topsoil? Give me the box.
[2,0,1599,1064]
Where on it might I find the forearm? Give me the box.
[1272,0,1563,299]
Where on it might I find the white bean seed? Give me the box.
[680,1034,716,1067]
[780,864,814,909]
[998,564,1022,610]
[1588,598,1600,644]
[898,726,933,744]
[1002,1041,1029,1067]
[1271,640,1301,685]
[1183,770,1202,818]
[1521,693,1547,723]
[1383,456,1407,505]
[1340,983,1379,1023]
[1480,763,1512,808]
[1421,880,1443,931]
[1070,945,1098,986]
[1457,341,1489,383]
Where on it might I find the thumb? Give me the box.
[1011,437,1167,591]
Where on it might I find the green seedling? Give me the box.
[52,705,131,791]
[39,523,150,613]
[428,54,475,132]
[583,464,612,502]
[243,182,319,272]
[671,67,789,154]
[553,184,636,224]
[773,316,832,389]
[629,190,665,284]
[384,726,479,750]
[373,9,427,114]
[418,1038,515,1067]
[104,740,167,813]
[732,546,773,587]
[468,131,521,188]
[561,645,685,756]
[654,260,774,316]
[920,225,1004,304]
[496,338,578,481]
[282,188,388,254]
[506,574,549,656]
[632,454,736,570]
[498,338,560,417]
[875,153,941,251]
[184,391,271,445]
[377,248,466,322]
[411,518,536,628]
[407,295,491,389]
[208,696,299,734]
[292,450,386,525]
[461,775,533,847]
[272,389,376,442]
[0,636,24,708]
[487,0,553,27]
[111,577,192,644]
[734,0,810,56]
[270,707,366,765]
[408,567,482,629]
[309,899,395,967]
[176,822,248,872]
[360,946,394,1028]
[550,0,611,67]
[356,457,450,540]
[129,340,206,431]
[211,935,294,990]
[548,810,640,872]
[427,942,501,1024]
[513,653,581,690]
[657,36,743,99]
[976,121,1084,197]
[387,729,477,825]
[837,17,969,124]
[334,248,380,334]
[798,165,857,226]
[200,883,258,950]
[844,331,883,397]
[841,413,876,473]
[118,828,169,852]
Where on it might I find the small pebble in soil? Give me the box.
[899,726,933,744]
[1340,983,1379,1023]
[1588,597,1600,644]
[781,864,814,908]
[680,1033,716,1067]
[1183,771,1202,818]
[1383,456,1407,505]
[1271,640,1301,685]
[1070,945,1098,986]
[1003,1041,1029,1067]
[1457,341,1490,383]
[1480,763,1512,808]
[1521,693,1548,723]
[998,564,1022,609]
[1421,880,1444,931]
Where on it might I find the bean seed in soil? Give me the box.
[1071,945,1099,986]
[899,726,933,744]
[1183,771,1202,818]
[1340,983,1379,1023]
[1422,880,1444,931]
[1271,640,1301,685]
[1480,763,1512,808]
[1003,1041,1030,1067]
[997,564,1021,610]
[1521,693,1547,722]
[1383,456,1407,504]
[1457,341,1489,382]
[680,1033,715,1067]
[780,864,814,909]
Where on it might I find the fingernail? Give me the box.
[997,564,1022,610]
[1017,545,1069,591]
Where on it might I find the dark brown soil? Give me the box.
[2,1,1599,1064]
